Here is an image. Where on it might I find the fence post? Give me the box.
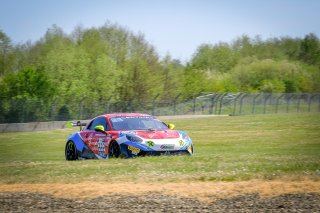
[232,93,243,116]
[308,94,313,112]
[263,93,271,114]
[286,94,294,113]
[152,94,159,116]
[213,93,222,114]
[308,94,318,112]
[21,100,25,123]
[79,97,88,120]
[296,94,303,112]
[79,99,83,120]
[239,93,248,115]
[318,94,320,112]
[275,94,285,113]
[218,93,228,115]
[105,96,113,114]
[127,100,132,112]
[50,100,57,121]
[192,96,196,115]
[209,93,217,114]
[252,94,261,114]
[173,93,181,115]
[213,93,221,114]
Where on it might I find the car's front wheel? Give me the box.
[65,141,78,160]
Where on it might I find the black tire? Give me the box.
[65,141,78,160]
[108,141,120,158]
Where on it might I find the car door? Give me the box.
[80,116,111,158]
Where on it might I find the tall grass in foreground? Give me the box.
[0,113,319,183]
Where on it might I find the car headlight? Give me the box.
[126,134,143,143]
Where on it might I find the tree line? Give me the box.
[0,22,319,122]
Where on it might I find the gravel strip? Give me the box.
[1,192,319,212]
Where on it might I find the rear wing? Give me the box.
[66,121,87,131]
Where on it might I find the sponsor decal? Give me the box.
[87,133,98,146]
[128,145,140,154]
[146,141,155,147]
[120,131,136,136]
[179,140,184,147]
[98,138,106,157]
[160,144,175,149]
[148,133,155,138]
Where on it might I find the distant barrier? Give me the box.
[193,92,320,116]
[0,92,319,125]
[0,121,67,133]
[0,116,221,133]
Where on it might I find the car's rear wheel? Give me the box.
[108,141,120,158]
[65,141,78,160]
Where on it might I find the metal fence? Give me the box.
[193,92,320,116]
[0,92,319,123]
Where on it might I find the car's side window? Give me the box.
[99,117,110,131]
[88,117,109,131]
[86,120,94,130]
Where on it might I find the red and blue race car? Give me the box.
[65,113,193,160]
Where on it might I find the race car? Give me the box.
[65,113,193,160]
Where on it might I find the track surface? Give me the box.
[1,192,320,212]
[1,181,320,212]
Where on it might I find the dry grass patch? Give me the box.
[1,180,320,202]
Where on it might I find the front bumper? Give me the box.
[119,141,193,158]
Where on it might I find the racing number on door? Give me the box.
[82,132,109,157]
[97,137,105,157]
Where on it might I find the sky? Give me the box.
[0,0,319,61]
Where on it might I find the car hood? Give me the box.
[135,130,180,139]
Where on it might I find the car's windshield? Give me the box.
[110,116,169,131]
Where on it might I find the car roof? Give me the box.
[101,113,152,119]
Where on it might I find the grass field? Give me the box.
[0,113,319,184]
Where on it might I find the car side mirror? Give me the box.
[168,123,175,130]
[94,125,105,132]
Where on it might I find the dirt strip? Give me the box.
[1,180,320,201]
[2,192,320,212]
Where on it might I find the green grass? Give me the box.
[0,113,319,184]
